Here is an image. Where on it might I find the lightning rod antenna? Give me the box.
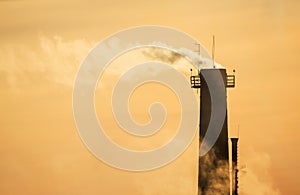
[212,35,215,68]
[194,42,201,56]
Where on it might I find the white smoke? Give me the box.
[0,38,225,92]
[145,42,224,69]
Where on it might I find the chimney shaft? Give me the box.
[198,69,230,195]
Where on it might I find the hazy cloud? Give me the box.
[239,147,281,195]
[0,35,93,90]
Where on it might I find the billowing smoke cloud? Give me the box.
[197,145,281,195]
[0,38,225,92]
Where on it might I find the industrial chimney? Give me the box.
[191,68,235,195]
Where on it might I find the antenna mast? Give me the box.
[194,42,201,56]
[212,35,215,68]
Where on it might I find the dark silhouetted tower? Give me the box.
[191,68,235,195]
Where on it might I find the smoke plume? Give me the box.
[142,42,224,69]
[142,47,183,64]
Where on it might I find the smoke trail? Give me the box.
[141,47,183,64]
[142,42,224,69]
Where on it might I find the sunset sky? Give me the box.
[1,0,300,194]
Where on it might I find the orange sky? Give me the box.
[0,0,300,194]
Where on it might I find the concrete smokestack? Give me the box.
[199,69,229,194]
[191,68,235,194]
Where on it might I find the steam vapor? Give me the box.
[142,42,224,69]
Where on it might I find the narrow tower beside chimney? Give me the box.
[231,138,239,195]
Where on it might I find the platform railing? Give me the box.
[190,75,235,88]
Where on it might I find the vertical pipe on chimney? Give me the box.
[231,138,239,195]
